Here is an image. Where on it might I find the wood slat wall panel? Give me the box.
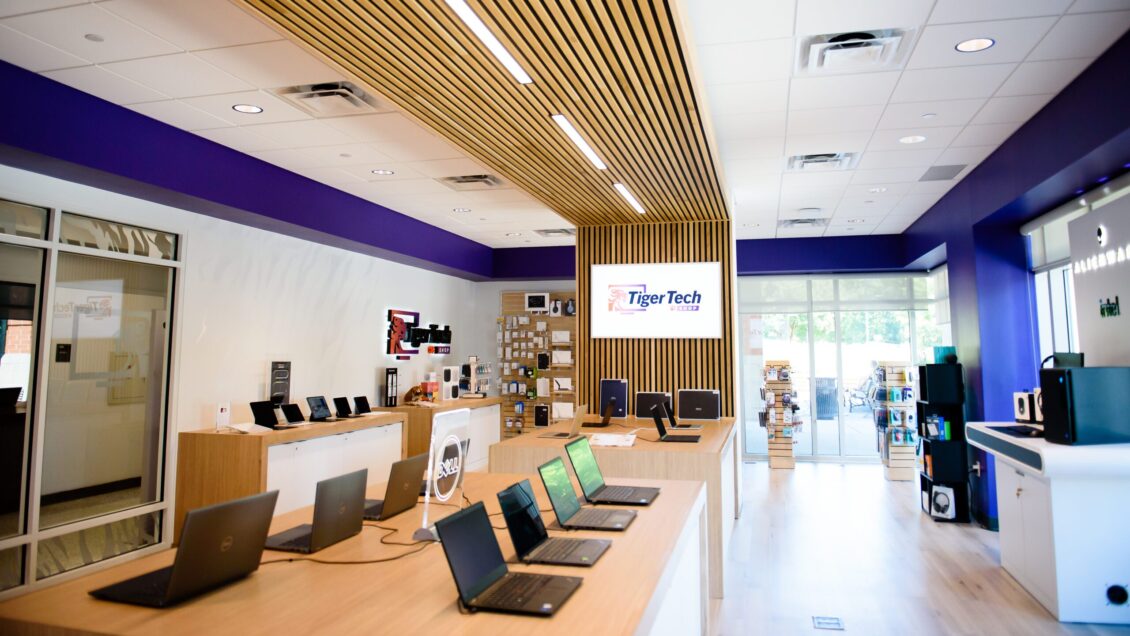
[239,0,727,227]
[576,221,735,417]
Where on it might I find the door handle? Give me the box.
[1016,487,1023,498]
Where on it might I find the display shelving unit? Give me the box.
[764,360,798,469]
[875,360,916,481]
[916,363,970,523]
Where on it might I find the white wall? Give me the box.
[1069,194,1130,365]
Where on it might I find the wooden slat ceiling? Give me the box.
[238,0,728,227]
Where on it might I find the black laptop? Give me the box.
[280,403,305,424]
[250,400,278,427]
[333,396,361,419]
[664,399,702,430]
[364,454,428,521]
[265,469,366,553]
[306,396,338,422]
[583,399,615,428]
[537,458,635,531]
[651,403,700,443]
[353,396,372,415]
[89,491,278,608]
[565,436,658,505]
[498,480,610,566]
[435,502,581,616]
[635,391,670,419]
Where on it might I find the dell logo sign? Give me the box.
[220,536,234,552]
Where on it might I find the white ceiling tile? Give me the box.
[970,94,1052,124]
[180,90,310,125]
[192,126,279,153]
[789,72,901,109]
[685,0,794,45]
[795,0,935,35]
[843,182,914,197]
[100,0,281,50]
[337,163,428,182]
[823,226,874,236]
[734,225,777,240]
[345,179,454,201]
[776,226,826,238]
[951,121,1022,147]
[127,99,232,130]
[787,105,884,135]
[322,113,432,143]
[718,136,785,161]
[856,148,943,169]
[935,145,995,166]
[371,136,465,162]
[781,171,854,188]
[784,131,872,155]
[43,64,168,104]
[0,23,89,71]
[891,64,1015,102]
[995,57,1092,95]
[241,119,353,148]
[908,180,955,194]
[247,148,320,172]
[877,99,985,129]
[898,191,946,207]
[928,0,1072,24]
[779,202,835,218]
[723,156,786,177]
[835,197,899,213]
[705,80,790,115]
[888,199,935,217]
[714,110,788,139]
[291,144,394,168]
[0,1,86,18]
[696,38,793,84]
[868,126,963,151]
[195,40,341,88]
[874,217,916,233]
[1028,10,1130,60]
[1069,0,1130,13]
[908,17,1057,68]
[103,53,252,98]
[732,185,782,209]
[850,167,928,184]
[2,4,179,63]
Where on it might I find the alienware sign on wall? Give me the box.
[386,308,452,360]
[590,262,722,338]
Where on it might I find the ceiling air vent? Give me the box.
[919,164,968,181]
[534,228,577,237]
[439,174,506,191]
[274,81,387,117]
[787,152,860,172]
[779,218,830,229]
[796,29,914,75]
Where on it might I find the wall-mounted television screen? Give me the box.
[590,262,722,339]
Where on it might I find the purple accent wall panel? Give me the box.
[491,246,575,280]
[736,235,908,274]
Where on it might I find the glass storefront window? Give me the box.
[0,198,47,240]
[60,213,177,261]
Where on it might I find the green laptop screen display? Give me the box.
[566,438,605,497]
[538,458,580,521]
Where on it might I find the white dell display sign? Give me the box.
[590,262,723,338]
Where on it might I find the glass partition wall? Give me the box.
[738,270,951,461]
[0,200,179,597]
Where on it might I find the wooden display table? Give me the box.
[0,473,708,635]
[489,415,740,599]
[174,412,405,540]
[383,396,503,469]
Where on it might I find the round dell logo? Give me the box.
[220,536,234,552]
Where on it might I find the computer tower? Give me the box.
[441,366,461,400]
[599,379,628,418]
[1039,367,1130,445]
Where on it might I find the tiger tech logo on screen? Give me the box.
[607,284,703,314]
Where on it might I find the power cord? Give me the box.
[259,525,433,565]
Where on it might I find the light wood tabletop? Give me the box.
[0,472,706,636]
[383,396,503,458]
[497,414,736,454]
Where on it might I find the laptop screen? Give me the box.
[565,437,605,498]
[353,396,371,414]
[333,397,352,416]
[497,480,548,559]
[537,458,580,523]
[281,403,304,423]
[307,396,331,420]
[434,502,508,603]
[250,401,277,426]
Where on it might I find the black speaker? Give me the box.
[534,404,549,427]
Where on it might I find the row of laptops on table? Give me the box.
[563,399,704,443]
[250,395,374,428]
[598,383,722,421]
[89,436,659,619]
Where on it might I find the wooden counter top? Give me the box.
[180,410,406,446]
[382,395,504,413]
[0,473,706,636]
[497,415,735,455]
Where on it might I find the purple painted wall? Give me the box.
[492,246,575,280]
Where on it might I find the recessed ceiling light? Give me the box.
[445,0,533,84]
[551,114,607,170]
[846,218,866,224]
[505,232,522,237]
[370,169,395,175]
[84,33,104,42]
[232,104,263,114]
[453,207,471,213]
[868,187,887,193]
[863,200,875,204]
[956,38,995,53]
[899,135,927,144]
[613,183,646,214]
[920,112,938,119]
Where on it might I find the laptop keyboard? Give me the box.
[531,539,580,562]
[364,500,384,519]
[274,536,311,552]
[573,508,614,525]
[599,486,636,500]
[92,565,172,605]
[481,573,551,609]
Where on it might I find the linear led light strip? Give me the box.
[551,115,607,170]
[445,0,532,84]
[614,183,646,214]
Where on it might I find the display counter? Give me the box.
[383,396,503,470]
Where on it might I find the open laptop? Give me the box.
[280,403,306,424]
[265,469,366,553]
[435,502,581,616]
[498,480,610,566]
[250,400,279,427]
[583,399,614,428]
[539,405,587,439]
[89,491,278,608]
[364,454,428,521]
[306,396,338,422]
[333,396,361,419]
[565,437,659,505]
[664,399,702,430]
[635,391,670,419]
[353,396,372,415]
[537,458,635,531]
[650,403,700,443]
[676,389,721,421]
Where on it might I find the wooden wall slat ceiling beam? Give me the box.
[240,0,727,227]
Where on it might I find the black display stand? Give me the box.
[916,363,969,523]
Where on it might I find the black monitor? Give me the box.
[353,396,372,414]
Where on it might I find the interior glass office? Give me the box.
[737,270,951,460]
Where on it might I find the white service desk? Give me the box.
[967,422,1130,625]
